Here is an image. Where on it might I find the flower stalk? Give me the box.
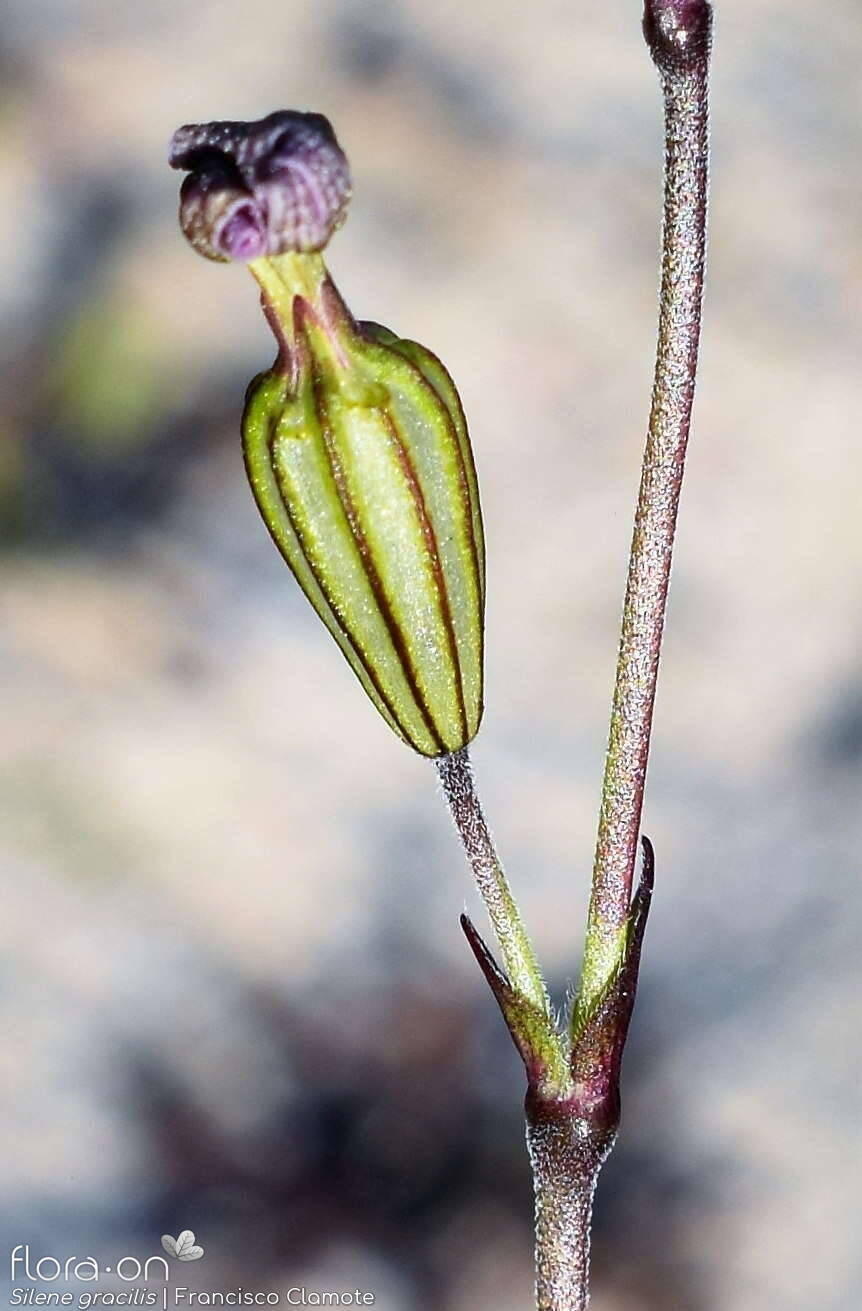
[436,749,549,1014]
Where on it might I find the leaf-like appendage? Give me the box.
[162,1231,204,1261]
[177,1231,203,1260]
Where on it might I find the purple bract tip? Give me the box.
[169,110,352,263]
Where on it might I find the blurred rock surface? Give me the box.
[1,2,861,1308]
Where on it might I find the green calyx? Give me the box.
[243,253,485,757]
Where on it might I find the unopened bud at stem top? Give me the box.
[643,0,712,74]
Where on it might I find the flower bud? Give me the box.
[169,114,485,756]
[643,0,712,74]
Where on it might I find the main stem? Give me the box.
[527,1098,613,1311]
[581,3,712,1006]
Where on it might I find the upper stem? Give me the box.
[580,2,712,1006]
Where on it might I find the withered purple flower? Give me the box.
[169,111,352,261]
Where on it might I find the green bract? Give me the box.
[243,253,485,757]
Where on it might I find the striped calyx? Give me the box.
[242,252,486,756]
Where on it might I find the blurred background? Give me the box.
[1,1,861,1308]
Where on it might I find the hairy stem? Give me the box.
[527,1096,614,1311]
[581,0,712,1009]
[436,747,549,1014]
